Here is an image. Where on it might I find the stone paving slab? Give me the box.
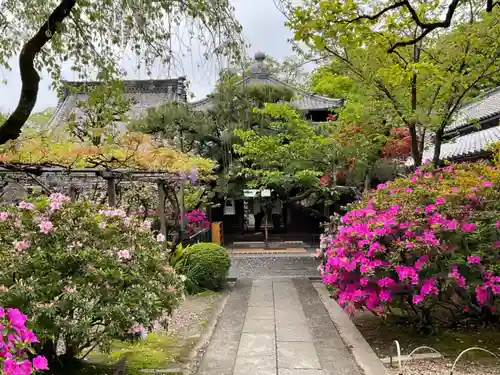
[278,370,325,375]
[233,356,276,375]
[277,341,321,369]
[195,277,361,375]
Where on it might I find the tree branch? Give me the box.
[0,0,77,144]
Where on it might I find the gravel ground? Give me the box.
[229,255,320,278]
[166,291,222,338]
[386,358,499,375]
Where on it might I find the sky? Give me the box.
[0,0,296,113]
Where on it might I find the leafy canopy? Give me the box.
[289,1,500,165]
[0,132,215,176]
[233,103,335,191]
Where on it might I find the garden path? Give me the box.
[196,278,362,375]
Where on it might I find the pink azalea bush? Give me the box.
[0,308,48,374]
[183,210,210,235]
[319,162,500,326]
[0,194,185,365]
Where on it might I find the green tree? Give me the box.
[288,2,500,166]
[0,0,244,144]
[277,0,498,51]
[132,67,296,195]
[233,103,360,214]
[66,80,134,145]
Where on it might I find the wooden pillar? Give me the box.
[69,186,77,202]
[107,178,117,207]
[178,180,185,242]
[157,181,167,245]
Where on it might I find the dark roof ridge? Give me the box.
[189,72,342,109]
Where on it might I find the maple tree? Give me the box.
[0,0,245,144]
[0,132,214,176]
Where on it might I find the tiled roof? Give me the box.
[48,78,187,132]
[445,87,500,133]
[190,74,343,112]
[415,125,500,163]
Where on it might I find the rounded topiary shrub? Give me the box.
[178,242,230,292]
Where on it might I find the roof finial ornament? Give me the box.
[249,51,269,76]
[254,51,266,62]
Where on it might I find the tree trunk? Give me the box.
[364,169,372,191]
[0,0,77,144]
[432,127,444,167]
[409,43,422,167]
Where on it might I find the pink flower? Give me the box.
[38,220,53,234]
[379,289,392,302]
[141,220,152,230]
[13,239,30,251]
[7,308,27,329]
[481,181,493,187]
[435,197,445,205]
[63,285,76,293]
[117,250,132,260]
[32,355,49,370]
[444,219,458,230]
[461,222,477,232]
[18,201,34,210]
[424,204,437,214]
[0,212,9,221]
[496,221,500,229]
[410,176,418,183]
[156,233,166,242]
[451,187,459,193]
[412,295,424,305]
[467,255,481,264]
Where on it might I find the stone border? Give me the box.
[182,288,231,375]
[313,283,390,375]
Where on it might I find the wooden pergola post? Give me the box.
[157,180,167,247]
[69,185,77,202]
[103,173,117,207]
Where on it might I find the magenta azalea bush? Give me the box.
[0,194,184,364]
[0,308,48,375]
[320,162,500,327]
[184,210,210,235]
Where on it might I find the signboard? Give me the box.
[223,198,236,215]
[243,189,271,198]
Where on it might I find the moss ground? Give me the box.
[353,311,500,363]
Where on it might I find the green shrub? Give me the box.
[176,243,230,292]
[0,194,184,364]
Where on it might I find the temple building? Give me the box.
[193,52,344,245]
[47,78,188,131]
[191,51,343,121]
[419,86,500,163]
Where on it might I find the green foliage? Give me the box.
[0,194,185,362]
[289,2,500,164]
[233,102,338,193]
[134,68,298,195]
[174,243,230,293]
[0,0,244,92]
[65,80,134,145]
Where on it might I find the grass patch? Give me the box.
[86,333,180,370]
